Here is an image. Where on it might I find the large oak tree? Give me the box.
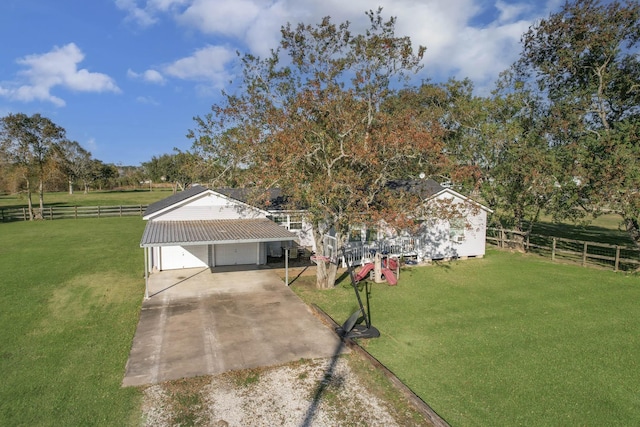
[515,0,640,247]
[189,10,448,288]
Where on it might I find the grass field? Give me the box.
[0,188,174,208]
[293,250,640,426]
[0,217,146,426]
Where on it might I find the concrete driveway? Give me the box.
[122,267,345,387]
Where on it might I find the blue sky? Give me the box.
[0,0,561,166]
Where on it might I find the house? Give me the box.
[140,179,491,280]
[140,186,299,274]
[331,179,493,264]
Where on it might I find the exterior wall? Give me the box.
[419,191,489,260]
[153,192,267,221]
[331,190,490,262]
[155,245,209,270]
[268,211,316,252]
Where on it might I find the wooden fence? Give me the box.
[0,205,148,222]
[487,228,640,272]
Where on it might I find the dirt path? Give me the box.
[140,355,433,426]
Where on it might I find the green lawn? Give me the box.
[529,213,634,246]
[0,218,147,426]
[0,188,174,209]
[293,250,640,426]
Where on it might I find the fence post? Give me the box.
[119,205,122,217]
[98,206,101,218]
[140,204,143,215]
[526,234,530,252]
[615,246,620,272]
[23,207,27,221]
[582,242,587,266]
[74,206,78,219]
[49,206,53,220]
[552,238,556,261]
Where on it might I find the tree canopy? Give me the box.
[515,0,640,246]
[189,9,450,287]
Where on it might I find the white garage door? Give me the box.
[215,243,257,266]
[161,245,208,270]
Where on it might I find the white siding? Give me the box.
[154,192,267,221]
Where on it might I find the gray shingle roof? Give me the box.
[387,179,444,199]
[140,219,297,247]
[143,185,209,217]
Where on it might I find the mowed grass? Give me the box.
[293,249,640,426]
[0,217,147,425]
[0,188,174,209]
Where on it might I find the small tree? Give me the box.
[0,113,66,219]
[52,140,93,194]
[189,9,448,288]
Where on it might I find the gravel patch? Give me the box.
[141,356,420,426]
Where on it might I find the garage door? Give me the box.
[161,245,208,270]
[215,243,257,266]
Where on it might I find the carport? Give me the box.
[141,218,298,299]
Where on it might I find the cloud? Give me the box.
[128,68,167,84]
[0,43,120,107]
[136,95,160,105]
[118,0,553,91]
[162,45,236,87]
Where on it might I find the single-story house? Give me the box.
[140,179,492,282]
[140,186,299,276]
[329,179,493,264]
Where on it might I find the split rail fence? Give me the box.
[487,228,640,272]
[0,205,148,222]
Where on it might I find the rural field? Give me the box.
[1,191,639,426]
[293,249,640,426]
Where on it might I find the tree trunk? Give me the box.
[25,178,34,221]
[38,179,44,213]
[68,179,73,195]
[624,217,640,250]
[315,261,338,289]
[313,228,339,289]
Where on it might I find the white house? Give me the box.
[141,180,491,278]
[140,186,298,272]
[329,179,493,264]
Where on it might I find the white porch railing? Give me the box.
[325,236,422,267]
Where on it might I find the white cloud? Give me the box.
[118,0,553,91]
[136,95,160,105]
[115,0,157,26]
[162,45,236,87]
[0,43,120,107]
[128,68,167,84]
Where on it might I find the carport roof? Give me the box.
[140,219,298,247]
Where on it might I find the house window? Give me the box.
[349,228,363,242]
[365,228,378,242]
[449,218,466,242]
[288,214,303,231]
[270,213,303,231]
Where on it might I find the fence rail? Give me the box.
[0,205,147,222]
[487,228,640,272]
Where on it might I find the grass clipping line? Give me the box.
[140,355,431,426]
